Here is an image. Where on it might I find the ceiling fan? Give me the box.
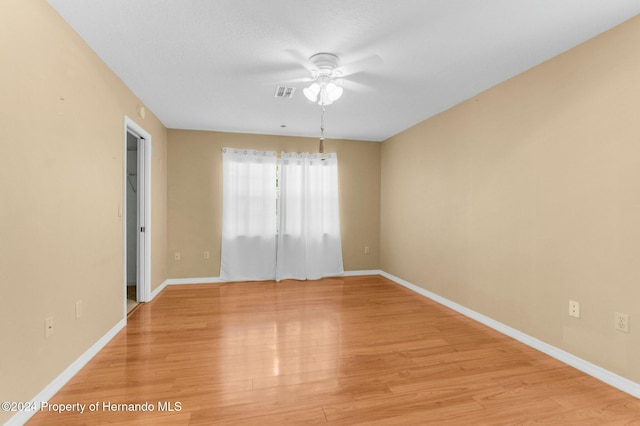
[302,53,344,106]
[282,52,381,106]
[276,51,381,154]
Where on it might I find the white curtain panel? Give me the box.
[220,148,277,281]
[276,152,344,281]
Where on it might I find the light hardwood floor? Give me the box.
[28,275,640,425]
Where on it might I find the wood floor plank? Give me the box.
[26,275,640,425]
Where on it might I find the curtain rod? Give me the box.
[220,148,330,159]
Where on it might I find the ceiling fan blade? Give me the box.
[243,49,316,84]
[283,48,316,74]
[281,76,314,84]
[340,79,374,93]
[338,54,384,77]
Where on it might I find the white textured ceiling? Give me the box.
[48,0,640,142]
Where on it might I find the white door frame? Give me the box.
[124,116,152,314]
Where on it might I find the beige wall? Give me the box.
[381,16,640,382]
[0,1,167,421]
[168,130,380,278]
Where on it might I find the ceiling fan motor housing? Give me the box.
[309,53,341,78]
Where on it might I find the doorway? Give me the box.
[126,132,139,312]
[124,117,151,316]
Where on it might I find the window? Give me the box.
[220,148,343,282]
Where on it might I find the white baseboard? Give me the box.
[148,277,224,301]
[165,277,225,285]
[5,319,127,426]
[342,269,382,277]
[149,277,228,302]
[158,271,380,290]
[149,279,169,301]
[379,271,640,399]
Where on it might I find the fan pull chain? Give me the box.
[319,105,325,156]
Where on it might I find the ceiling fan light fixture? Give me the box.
[303,53,345,106]
[305,79,342,105]
[326,82,343,101]
[303,83,320,102]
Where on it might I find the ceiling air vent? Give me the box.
[274,85,296,99]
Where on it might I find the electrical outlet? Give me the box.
[75,300,83,319]
[174,252,181,261]
[45,317,54,339]
[204,251,210,259]
[615,312,629,333]
[364,246,370,254]
[569,300,580,318]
